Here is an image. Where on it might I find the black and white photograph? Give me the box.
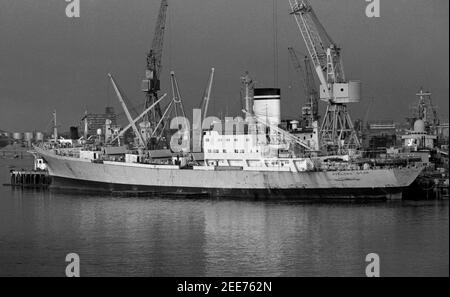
[0,0,448,282]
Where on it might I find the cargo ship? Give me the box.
[33,115,423,199]
[34,148,422,200]
[32,0,425,200]
[32,87,424,200]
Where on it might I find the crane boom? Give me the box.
[151,100,173,138]
[289,0,346,99]
[303,54,319,122]
[288,47,319,125]
[148,0,168,82]
[288,47,307,98]
[169,71,187,119]
[108,73,145,147]
[110,93,168,144]
[141,0,169,145]
[199,68,215,122]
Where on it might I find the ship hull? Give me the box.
[50,176,407,200]
[35,147,423,200]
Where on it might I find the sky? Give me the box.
[0,0,448,133]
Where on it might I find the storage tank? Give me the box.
[24,132,34,141]
[12,132,22,140]
[35,132,44,142]
[253,88,281,127]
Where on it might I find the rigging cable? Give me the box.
[273,0,279,87]
[168,0,173,72]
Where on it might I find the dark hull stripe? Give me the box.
[50,176,406,200]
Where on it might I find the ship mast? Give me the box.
[53,110,58,142]
[415,88,439,132]
[241,71,255,122]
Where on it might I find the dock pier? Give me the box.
[8,170,51,188]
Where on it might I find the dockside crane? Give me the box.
[289,0,361,152]
[141,0,169,147]
[288,47,319,128]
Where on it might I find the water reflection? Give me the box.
[0,160,448,276]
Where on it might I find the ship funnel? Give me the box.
[253,88,281,127]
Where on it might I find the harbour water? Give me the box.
[0,158,448,277]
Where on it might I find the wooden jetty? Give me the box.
[6,170,51,188]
